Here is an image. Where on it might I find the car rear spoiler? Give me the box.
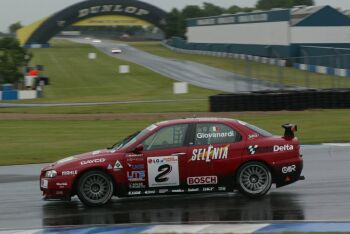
[282,123,297,139]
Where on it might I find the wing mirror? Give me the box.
[133,144,144,153]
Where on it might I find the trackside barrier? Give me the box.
[1,84,40,101]
[210,89,350,112]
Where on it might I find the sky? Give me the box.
[1,0,350,32]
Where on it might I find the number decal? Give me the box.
[155,164,172,183]
[147,156,179,187]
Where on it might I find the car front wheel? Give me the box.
[77,170,114,206]
[236,162,272,198]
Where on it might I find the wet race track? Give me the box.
[1,144,350,229]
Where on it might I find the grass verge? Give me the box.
[1,109,349,165]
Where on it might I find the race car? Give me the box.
[40,118,304,206]
[111,48,122,54]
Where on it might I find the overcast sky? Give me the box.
[1,0,350,32]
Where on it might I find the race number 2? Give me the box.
[147,156,179,187]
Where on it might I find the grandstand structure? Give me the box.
[167,5,350,77]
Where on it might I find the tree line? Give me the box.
[164,0,314,38]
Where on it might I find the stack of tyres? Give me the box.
[1,84,18,101]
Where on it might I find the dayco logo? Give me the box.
[273,145,294,152]
[80,158,106,165]
[187,176,218,185]
[282,165,296,174]
[190,145,229,162]
[196,131,234,139]
[78,5,150,18]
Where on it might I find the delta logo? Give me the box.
[190,145,229,162]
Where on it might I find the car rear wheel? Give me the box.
[77,170,114,206]
[236,162,272,198]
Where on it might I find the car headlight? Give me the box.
[45,170,57,178]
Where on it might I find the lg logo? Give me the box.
[282,165,296,174]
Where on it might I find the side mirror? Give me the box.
[133,144,144,153]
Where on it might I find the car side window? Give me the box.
[194,123,241,146]
[142,124,189,150]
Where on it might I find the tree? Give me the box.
[179,5,204,37]
[202,3,225,16]
[256,0,314,10]
[8,22,23,35]
[165,8,182,38]
[226,5,255,14]
[0,37,31,84]
[293,0,314,6]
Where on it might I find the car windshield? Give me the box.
[109,124,157,150]
[237,120,273,137]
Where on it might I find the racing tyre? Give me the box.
[236,162,272,198]
[77,170,114,206]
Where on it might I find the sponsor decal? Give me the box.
[248,145,259,155]
[218,186,226,191]
[190,145,229,162]
[55,191,64,195]
[203,187,215,192]
[127,171,145,182]
[144,190,156,194]
[78,5,150,18]
[92,150,101,155]
[126,153,143,157]
[56,182,68,186]
[187,176,218,185]
[248,133,259,139]
[127,163,144,170]
[80,158,106,165]
[41,179,48,189]
[147,156,179,187]
[196,131,234,139]
[62,170,77,176]
[114,160,123,171]
[282,165,296,174]
[107,164,113,170]
[126,157,144,162]
[188,188,200,192]
[128,191,141,195]
[274,145,294,152]
[171,189,184,193]
[129,182,146,189]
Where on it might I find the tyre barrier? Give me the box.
[209,89,350,112]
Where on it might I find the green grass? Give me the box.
[17,39,217,106]
[128,41,350,89]
[1,109,350,165]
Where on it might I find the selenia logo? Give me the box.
[273,145,294,152]
[78,5,150,18]
[190,145,229,162]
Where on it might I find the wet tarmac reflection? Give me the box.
[42,192,304,226]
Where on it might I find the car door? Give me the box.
[186,122,244,191]
[134,123,191,193]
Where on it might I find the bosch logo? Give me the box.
[187,176,218,185]
[282,165,296,174]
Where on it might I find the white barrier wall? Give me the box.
[291,26,350,44]
[18,90,37,100]
[188,21,290,45]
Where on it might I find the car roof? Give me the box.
[155,118,238,127]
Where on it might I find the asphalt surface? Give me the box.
[72,38,282,93]
[1,144,350,229]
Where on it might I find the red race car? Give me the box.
[40,118,304,206]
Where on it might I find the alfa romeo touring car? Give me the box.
[40,118,304,206]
